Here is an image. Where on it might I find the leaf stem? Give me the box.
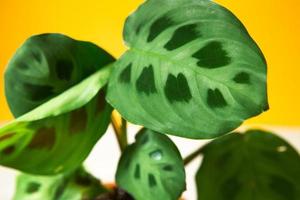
[183,145,205,166]
[111,112,128,152]
[120,117,128,147]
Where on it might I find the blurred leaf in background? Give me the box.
[196,130,300,200]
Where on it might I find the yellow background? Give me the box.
[0,0,299,126]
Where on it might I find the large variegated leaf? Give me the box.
[0,34,115,174]
[196,130,300,200]
[14,167,107,200]
[116,129,186,200]
[107,0,268,139]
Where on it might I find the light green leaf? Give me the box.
[13,167,107,200]
[196,130,300,200]
[107,0,268,139]
[0,34,115,175]
[116,129,186,200]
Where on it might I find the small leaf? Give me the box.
[13,167,107,200]
[0,34,115,175]
[107,0,268,139]
[196,130,300,200]
[116,129,186,200]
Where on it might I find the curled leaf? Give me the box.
[0,34,115,174]
[5,33,114,117]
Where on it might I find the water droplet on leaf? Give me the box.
[149,149,163,160]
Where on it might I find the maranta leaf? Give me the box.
[107,0,268,139]
[13,167,106,200]
[0,34,115,174]
[5,33,114,117]
[196,130,300,200]
[116,129,186,200]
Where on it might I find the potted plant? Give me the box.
[0,0,299,199]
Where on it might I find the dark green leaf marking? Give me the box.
[24,83,54,102]
[139,133,149,145]
[69,108,88,134]
[192,41,231,68]
[3,146,15,155]
[136,65,157,95]
[207,88,227,108]
[233,72,250,84]
[26,182,41,193]
[55,59,74,81]
[135,24,143,35]
[147,16,174,42]
[119,63,132,83]
[164,73,192,103]
[162,165,173,172]
[31,51,42,63]
[0,133,14,142]
[28,127,56,150]
[148,173,157,187]
[164,24,200,50]
[96,89,106,113]
[134,164,141,179]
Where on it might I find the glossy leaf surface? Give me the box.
[0,34,115,174]
[14,168,106,200]
[107,0,268,139]
[196,130,300,200]
[116,129,186,200]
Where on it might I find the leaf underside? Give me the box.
[196,130,300,200]
[116,129,186,200]
[0,34,115,175]
[107,0,268,139]
[5,33,114,117]
[0,77,112,174]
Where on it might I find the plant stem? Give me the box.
[120,117,127,147]
[183,145,205,166]
[111,113,128,152]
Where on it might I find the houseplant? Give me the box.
[0,0,299,199]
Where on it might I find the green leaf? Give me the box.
[107,0,268,139]
[0,34,115,175]
[116,129,186,200]
[0,67,112,174]
[196,130,300,200]
[13,167,107,200]
[5,33,114,118]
